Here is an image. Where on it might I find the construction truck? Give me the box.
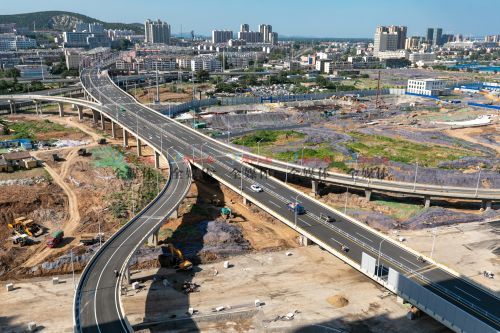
[11,234,29,246]
[20,218,41,237]
[47,230,64,248]
[80,233,104,245]
[166,243,193,271]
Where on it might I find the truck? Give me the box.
[80,233,104,245]
[287,202,305,214]
[47,230,64,248]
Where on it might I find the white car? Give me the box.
[250,184,263,192]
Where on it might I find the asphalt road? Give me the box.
[76,67,500,332]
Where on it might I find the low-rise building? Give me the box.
[407,78,448,96]
[191,55,221,72]
[0,151,38,171]
[408,52,436,66]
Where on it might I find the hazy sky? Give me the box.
[2,0,499,38]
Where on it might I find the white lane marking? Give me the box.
[268,200,281,208]
[330,237,342,245]
[356,232,373,243]
[267,183,276,189]
[399,256,420,269]
[298,218,311,227]
[454,286,481,302]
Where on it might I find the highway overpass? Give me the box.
[1,66,498,333]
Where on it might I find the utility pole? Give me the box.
[155,61,160,104]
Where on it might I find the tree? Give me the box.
[195,70,210,82]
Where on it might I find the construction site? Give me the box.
[0,70,499,333]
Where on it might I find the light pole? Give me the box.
[376,239,385,277]
[97,207,109,248]
[257,138,264,155]
[294,194,300,228]
[412,161,419,192]
[474,168,482,197]
[301,146,305,167]
[344,187,349,214]
[70,249,76,291]
[430,228,437,259]
[201,142,208,167]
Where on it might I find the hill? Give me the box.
[0,11,143,34]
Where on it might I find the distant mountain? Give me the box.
[0,11,143,34]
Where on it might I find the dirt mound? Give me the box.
[347,210,398,231]
[198,220,251,261]
[404,207,484,230]
[327,294,349,308]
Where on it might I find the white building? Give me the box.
[407,79,448,96]
[408,52,436,65]
[212,30,233,44]
[374,27,399,55]
[376,50,408,60]
[190,55,221,72]
[0,35,36,51]
[144,19,171,44]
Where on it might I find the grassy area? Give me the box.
[373,200,423,220]
[232,130,305,147]
[92,146,133,180]
[345,132,477,167]
[273,145,350,172]
[4,119,72,140]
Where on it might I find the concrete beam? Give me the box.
[147,230,159,247]
[154,151,160,169]
[58,102,64,117]
[123,129,129,147]
[364,189,372,201]
[424,195,431,208]
[136,137,142,156]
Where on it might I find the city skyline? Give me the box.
[1,0,499,38]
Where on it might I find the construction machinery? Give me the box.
[375,71,388,110]
[166,243,193,271]
[47,230,64,248]
[8,217,41,237]
[220,207,232,219]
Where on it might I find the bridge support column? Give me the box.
[34,101,40,115]
[311,180,319,197]
[92,110,98,123]
[8,100,16,114]
[147,230,159,246]
[154,151,160,169]
[299,235,312,246]
[111,121,116,138]
[243,197,250,206]
[136,137,142,156]
[482,200,492,211]
[124,266,131,285]
[364,189,372,201]
[123,129,129,147]
[424,196,431,208]
[57,102,64,117]
[76,105,83,121]
[100,113,105,130]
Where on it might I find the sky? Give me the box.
[2,0,499,38]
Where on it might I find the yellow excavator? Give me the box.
[166,243,193,271]
[8,217,41,237]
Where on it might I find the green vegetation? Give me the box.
[273,146,349,172]
[232,130,305,147]
[315,75,356,91]
[373,200,423,220]
[6,119,69,139]
[0,11,143,33]
[345,132,478,167]
[0,68,20,79]
[92,146,133,180]
[0,79,49,94]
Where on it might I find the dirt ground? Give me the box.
[0,274,76,333]
[123,247,448,333]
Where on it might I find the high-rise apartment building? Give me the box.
[426,28,434,43]
[211,30,233,44]
[426,27,443,46]
[144,19,171,44]
[259,24,272,43]
[240,24,250,32]
[373,26,399,55]
[388,25,407,49]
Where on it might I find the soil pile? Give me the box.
[327,294,349,308]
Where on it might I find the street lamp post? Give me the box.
[475,168,482,197]
[257,138,264,155]
[294,194,300,228]
[430,228,437,259]
[301,146,305,167]
[344,187,349,214]
[376,239,385,277]
[413,161,418,192]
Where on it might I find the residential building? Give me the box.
[0,151,38,170]
[88,23,104,34]
[0,34,36,51]
[388,25,407,49]
[139,56,176,71]
[407,78,448,96]
[426,28,434,43]
[15,64,49,79]
[237,23,278,44]
[190,55,221,72]
[176,56,192,69]
[405,36,423,50]
[228,39,246,47]
[373,27,398,55]
[427,27,443,46]
[238,31,262,44]
[65,49,83,69]
[212,30,233,44]
[408,52,436,65]
[259,24,272,43]
[144,19,171,44]
[240,24,250,32]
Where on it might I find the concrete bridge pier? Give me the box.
[92,110,98,123]
[123,129,129,147]
[243,197,251,206]
[57,102,64,117]
[311,180,319,197]
[8,100,16,114]
[154,151,161,169]
[482,200,492,211]
[136,137,142,156]
[147,229,159,246]
[34,101,40,115]
[364,189,372,201]
[299,235,312,246]
[111,121,116,138]
[424,196,431,208]
[100,112,105,130]
[76,105,84,121]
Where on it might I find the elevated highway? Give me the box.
[1,66,498,333]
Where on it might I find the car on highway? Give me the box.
[250,184,263,192]
[287,202,305,214]
[320,213,335,223]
